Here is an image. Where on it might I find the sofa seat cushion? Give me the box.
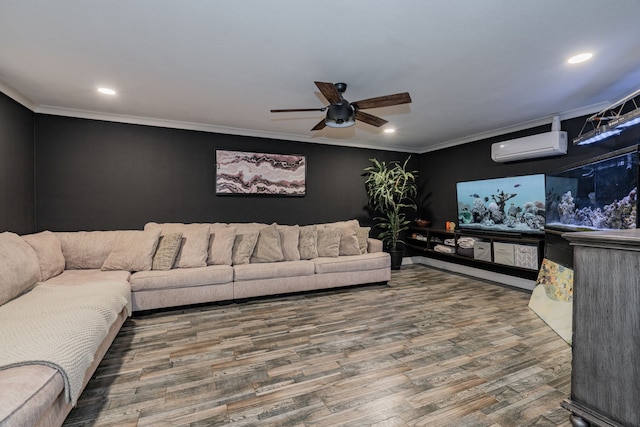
[313,252,391,274]
[130,265,233,292]
[44,269,131,286]
[233,260,315,281]
[0,365,64,427]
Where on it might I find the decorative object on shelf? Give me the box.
[364,156,417,270]
[445,221,456,231]
[414,219,430,228]
[215,150,306,195]
[405,227,544,280]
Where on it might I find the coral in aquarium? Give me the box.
[558,191,576,224]
[558,187,637,230]
[462,189,545,231]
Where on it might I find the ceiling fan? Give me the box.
[270,81,411,131]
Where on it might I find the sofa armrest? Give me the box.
[367,238,383,253]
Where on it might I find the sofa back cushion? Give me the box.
[0,232,41,306]
[21,230,65,281]
[101,229,162,272]
[228,222,268,234]
[55,230,130,269]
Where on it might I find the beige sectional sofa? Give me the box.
[0,220,390,427]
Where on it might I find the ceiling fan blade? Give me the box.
[311,118,326,131]
[271,108,325,113]
[355,110,388,127]
[352,92,412,110]
[314,81,342,105]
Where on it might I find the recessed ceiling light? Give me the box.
[384,128,396,134]
[568,53,593,64]
[97,87,116,95]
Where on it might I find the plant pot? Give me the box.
[389,249,404,270]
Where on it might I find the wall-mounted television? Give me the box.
[545,145,638,232]
[456,174,546,235]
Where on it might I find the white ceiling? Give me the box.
[1,1,640,153]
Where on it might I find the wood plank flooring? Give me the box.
[64,265,572,427]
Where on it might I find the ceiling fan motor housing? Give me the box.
[334,82,348,93]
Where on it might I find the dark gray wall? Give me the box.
[418,115,640,228]
[35,115,417,231]
[0,93,35,234]
[6,97,639,235]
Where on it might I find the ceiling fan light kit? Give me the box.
[325,103,356,128]
[271,81,411,131]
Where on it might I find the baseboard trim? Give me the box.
[404,256,536,291]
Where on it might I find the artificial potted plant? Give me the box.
[364,156,418,270]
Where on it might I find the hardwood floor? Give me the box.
[64,265,572,427]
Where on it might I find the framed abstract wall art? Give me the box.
[215,150,306,195]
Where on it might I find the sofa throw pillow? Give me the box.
[316,227,341,257]
[208,226,236,266]
[357,227,371,255]
[145,223,210,268]
[21,230,66,281]
[0,232,41,306]
[318,220,361,256]
[151,232,183,270]
[278,224,300,261]
[102,229,161,272]
[232,232,259,265]
[250,223,284,263]
[298,225,318,260]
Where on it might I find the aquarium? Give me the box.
[545,146,638,231]
[456,174,546,235]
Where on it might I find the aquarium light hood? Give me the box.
[574,88,640,145]
[573,125,622,146]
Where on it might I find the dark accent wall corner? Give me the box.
[0,92,35,234]
[34,115,415,231]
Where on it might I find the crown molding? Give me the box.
[0,80,37,111]
[13,96,607,155]
[35,105,421,153]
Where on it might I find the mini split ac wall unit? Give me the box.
[491,130,568,162]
